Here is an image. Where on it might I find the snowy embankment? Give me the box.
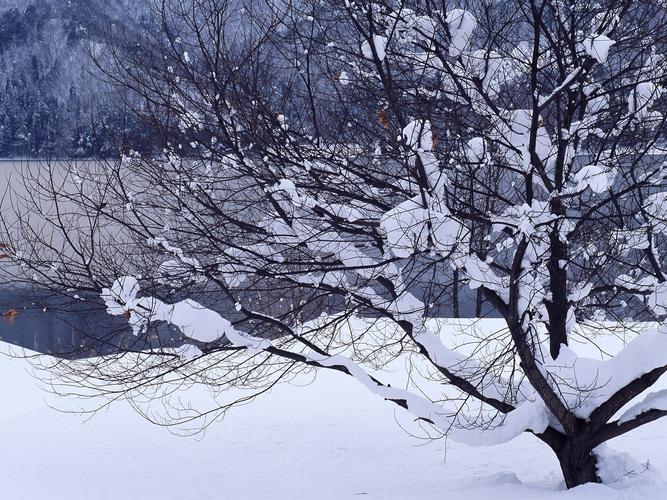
[1,320,667,500]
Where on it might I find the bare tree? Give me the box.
[5,0,667,488]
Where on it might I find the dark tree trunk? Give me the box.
[452,270,460,318]
[546,197,569,359]
[556,442,601,489]
[475,289,483,318]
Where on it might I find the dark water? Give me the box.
[0,161,498,358]
[0,287,187,358]
[0,284,496,358]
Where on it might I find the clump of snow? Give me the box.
[466,137,486,163]
[573,164,616,193]
[647,282,667,317]
[492,201,554,238]
[402,120,433,151]
[101,276,141,316]
[451,254,511,306]
[464,50,505,95]
[401,120,445,190]
[645,192,667,233]
[276,113,289,130]
[568,282,594,303]
[583,34,616,63]
[491,109,553,171]
[102,277,271,351]
[362,35,388,61]
[628,82,663,119]
[380,196,430,258]
[380,195,465,258]
[445,9,476,56]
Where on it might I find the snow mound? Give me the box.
[595,444,659,487]
[2,323,667,499]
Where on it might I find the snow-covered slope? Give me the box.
[0,0,150,157]
[0,333,666,500]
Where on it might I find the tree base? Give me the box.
[557,444,601,489]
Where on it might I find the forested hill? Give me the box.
[0,0,151,158]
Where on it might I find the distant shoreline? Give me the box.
[0,158,113,163]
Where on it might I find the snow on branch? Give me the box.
[380,195,466,258]
[538,68,583,108]
[545,326,667,419]
[101,276,459,430]
[100,276,554,445]
[101,277,270,354]
[572,164,617,194]
[619,389,667,425]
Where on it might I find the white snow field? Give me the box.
[1,320,667,500]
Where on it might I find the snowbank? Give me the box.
[1,322,666,499]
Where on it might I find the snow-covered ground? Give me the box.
[1,324,666,500]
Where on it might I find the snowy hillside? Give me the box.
[0,0,150,157]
